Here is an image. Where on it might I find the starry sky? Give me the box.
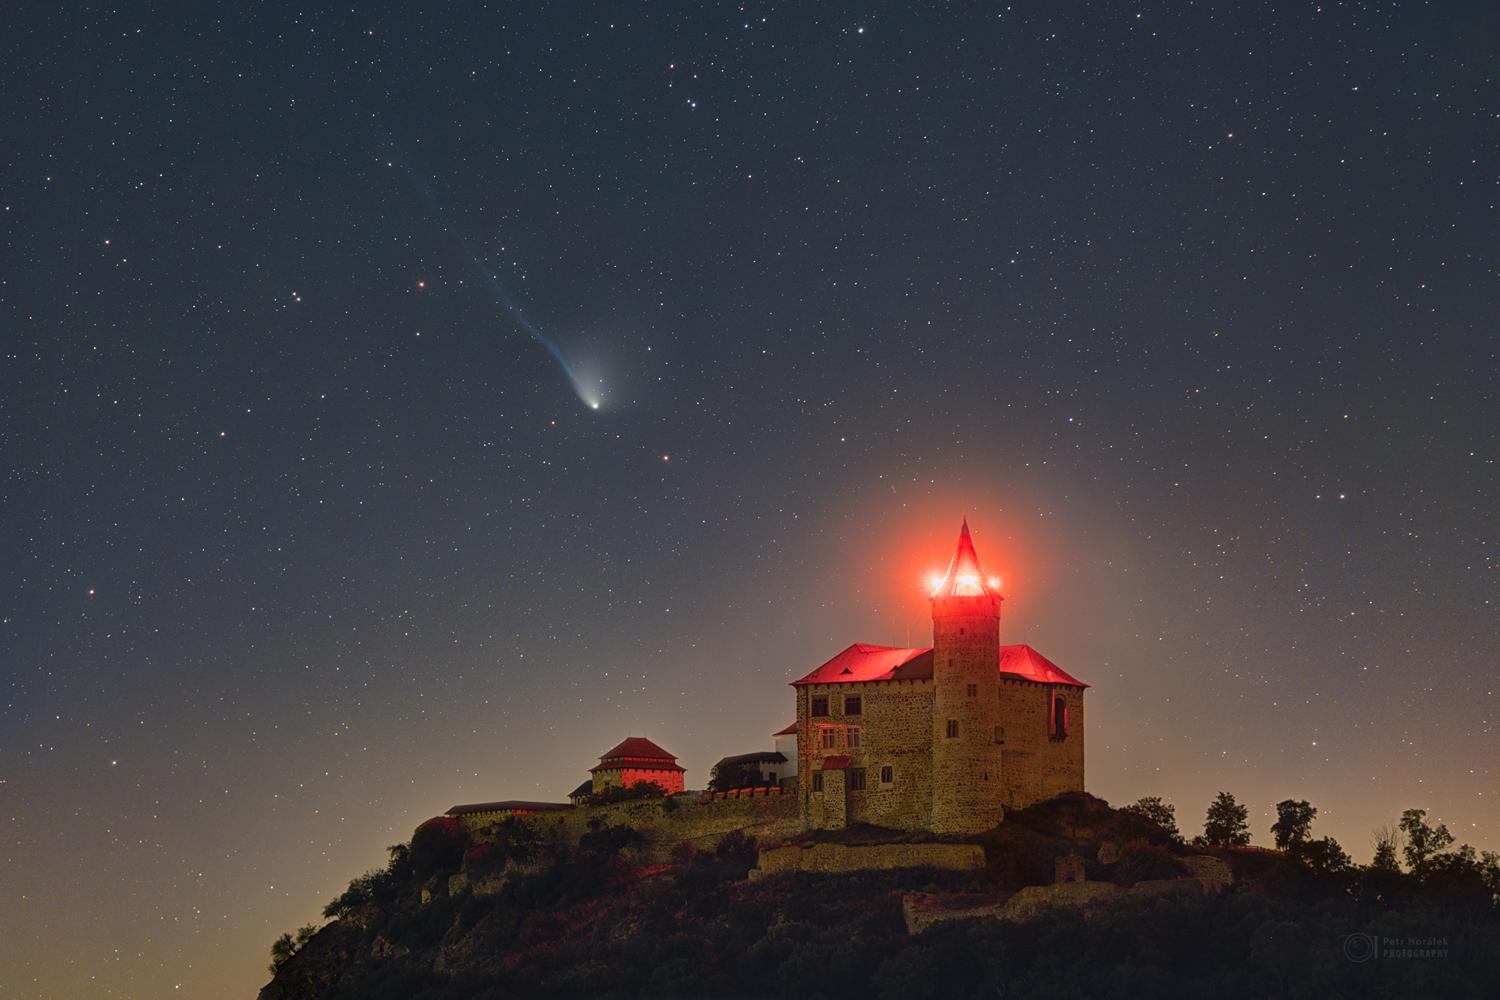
[3,2,1498,996]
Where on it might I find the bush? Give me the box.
[323,867,399,919]
[715,830,759,871]
[586,781,671,806]
[268,922,319,975]
[1110,839,1189,884]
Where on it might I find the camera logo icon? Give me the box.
[1343,933,1379,963]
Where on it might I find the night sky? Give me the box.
[4,3,1498,996]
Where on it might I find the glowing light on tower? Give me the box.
[928,519,1002,599]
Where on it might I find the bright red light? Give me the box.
[929,520,1002,599]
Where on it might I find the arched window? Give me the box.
[1051,696,1068,740]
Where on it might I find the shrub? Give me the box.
[323,867,399,919]
[586,781,670,806]
[1111,839,1189,884]
[267,923,319,975]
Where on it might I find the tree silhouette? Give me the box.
[268,923,319,975]
[709,760,769,791]
[1371,822,1404,872]
[1123,796,1181,841]
[1202,792,1250,847]
[1271,799,1317,849]
[1400,808,1454,875]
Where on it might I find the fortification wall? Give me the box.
[472,793,802,861]
[751,842,984,878]
[997,680,1085,810]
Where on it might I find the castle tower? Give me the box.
[928,519,1006,834]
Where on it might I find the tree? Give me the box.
[1202,792,1251,847]
[268,923,319,975]
[1123,796,1180,841]
[1370,822,1404,872]
[1271,799,1317,850]
[1294,836,1352,875]
[1399,808,1454,876]
[709,759,769,791]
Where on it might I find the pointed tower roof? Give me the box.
[930,518,1002,598]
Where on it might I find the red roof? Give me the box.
[597,736,678,761]
[793,643,934,685]
[820,755,854,770]
[792,642,1086,688]
[999,644,1087,687]
[772,722,798,736]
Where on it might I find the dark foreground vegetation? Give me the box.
[261,795,1500,999]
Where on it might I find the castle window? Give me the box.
[994,725,1005,744]
[945,719,959,739]
[847,727,861,748]
[1051,697,1068,740]
[847,768,866,791]
[844,695,862,716]
[880,765,893,784]
[812,771,824,792]
[820,729,838,749]
[967,683,977,697]
[811,696,829,717]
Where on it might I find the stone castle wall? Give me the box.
[751,841,984,878]
[996,680,1085,810]
[797,679,935,831]
[473,793,801,862]
[796,675,1087,829]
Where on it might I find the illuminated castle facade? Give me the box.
[792,521,1087,834]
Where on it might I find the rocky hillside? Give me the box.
[260,794,1500,999]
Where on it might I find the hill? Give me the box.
[260,793,1500,999]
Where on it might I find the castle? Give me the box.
[448,520,1086,838]
[792,520,1086,833]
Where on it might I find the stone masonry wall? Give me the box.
[472,793,802,862]
[851,681,935,829]
[751,842,985,878]
[996,680,1085,810]
[930,595,1006,834]
[798,680,934,831]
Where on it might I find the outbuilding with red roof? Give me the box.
[588,736,686,796]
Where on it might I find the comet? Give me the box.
[385,147,602,410]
